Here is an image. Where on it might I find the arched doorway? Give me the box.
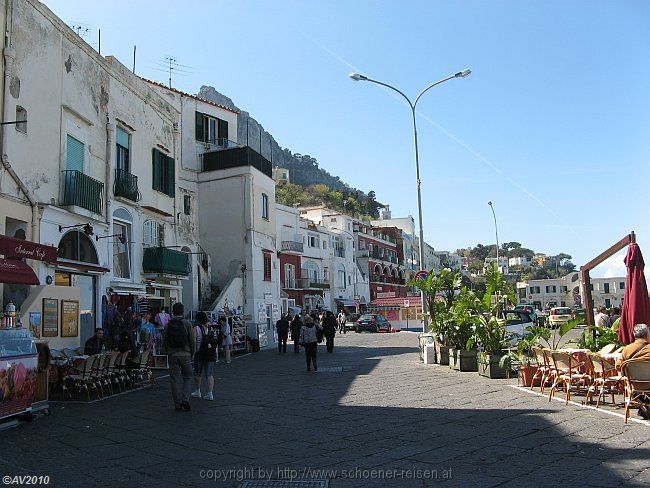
[57,230,101,345]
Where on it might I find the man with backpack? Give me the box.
[191,312,218,401]
[164,302,196,411]
[276,313,290,354]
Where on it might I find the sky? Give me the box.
[45,0,650,278]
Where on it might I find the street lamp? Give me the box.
[487,201,499,269]
[349,69,471,334]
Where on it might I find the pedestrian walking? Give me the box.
[191,312,217,401]
[164,302,196,411]
[221,316,232,364]
[299,315,322,372]
[322,311,337,353]
[276,313,290,354]
[290,314,302,353]
[337,309,347,334]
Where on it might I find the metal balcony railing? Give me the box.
[356,249,370,258]
[202,146,272,178]
[113,169,141,202]
[296,276,330,289]
[142,247,189,276]
[60,170,104,214]
[283,278,296,289]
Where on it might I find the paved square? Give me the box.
[1,332,647,487]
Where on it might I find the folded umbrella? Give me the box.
[618,243,650,344]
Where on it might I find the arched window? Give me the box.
[374,264,381,275]
[113,208,132,279]
[338,264,346,289]
[57,231,98,264]
[382,266,389,276]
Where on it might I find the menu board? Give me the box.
[42,298,58,337]
[61,300,79,337]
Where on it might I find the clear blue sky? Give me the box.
[45,0,650,276]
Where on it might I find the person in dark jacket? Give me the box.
[290,314,302,353]
[299,316,322,372]
[276,314,290,354]
[84,328,105,355]
[322,311,337,353]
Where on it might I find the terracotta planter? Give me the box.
[435,343,450,366]
[518,365,539,387]
[477,352,508,379]
[449,348,478,372]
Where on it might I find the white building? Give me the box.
[484,256,510,275]
[1,0,189,348]
[509,256,530,267]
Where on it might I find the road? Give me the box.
[1,331,648,487]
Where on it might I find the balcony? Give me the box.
[202,146,272,178]
[356,249,370,258]
[60,170,104,214]
[281,235,303,253]
[113,169,140,202]
[334,247,345,258]
[142,247,189,276]
[283,278,296,289]
[296,277,330,289]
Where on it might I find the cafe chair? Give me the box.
[105,351,122,393]
[620,359,650,424]
[531,346,552,393]
[62,355,99,401]
[548,351,590,405]
[586,352,624,408]
[130,349,153,388]
[113,351,132,390]
[597,344,617,355]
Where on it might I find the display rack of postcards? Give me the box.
[217,309,248,354]
[152,329,169,369]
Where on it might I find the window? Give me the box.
[303,261,319,282]
[263,252,272,281]
[57,231,98,263]
[15,106,27,133]
[116,128,130,172]
[112,208,132,280]
[284,264,295,288]
[183,195,191,215]
[143,220,164,247]
[152,148,175,197]
[323,241,326,249]
[560,286,568,293]
[66,135,84,172]
[308,234,319,248]
[530,286,540,294]
[620,282,625,290]
[603,283,610,293]
[545,285,556,293]
[338,264,346,289]
[605,298,611,308]
[262,193,269,220]
[195,111,229,143]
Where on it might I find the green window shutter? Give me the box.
[116,128,130,149]
[195,112,204,141]
[217,118,228,141]
[152,148,161,192]
[66,135,84,172]
[165,155,175,197]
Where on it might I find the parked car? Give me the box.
[547,307,573,329]
[354,314,392,333]
[499,310,534,345]
[513,304,537,322]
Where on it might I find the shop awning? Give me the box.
[335,299,356,307]
[0,259,39,285]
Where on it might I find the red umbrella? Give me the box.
[618,243,650,344]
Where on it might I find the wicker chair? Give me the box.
[597,344,617,355]
[113,351,132,389]
[105,351,121,393]
[548,351,590,405]
[586,352,624,407]
[130,349,153,388]
[620,359,650,424]
[530,346,551,392]
[62,356,98,400]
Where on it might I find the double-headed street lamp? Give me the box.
[349,69,471,334]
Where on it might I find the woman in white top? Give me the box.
[220,316,232,364]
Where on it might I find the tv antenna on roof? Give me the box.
[69,21,91,39]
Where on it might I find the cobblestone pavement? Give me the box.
[1,332,648,487]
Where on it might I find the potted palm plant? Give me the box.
[447,287,479,372]
[470,313,511,379]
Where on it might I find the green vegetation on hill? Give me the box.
[276,183,384,219]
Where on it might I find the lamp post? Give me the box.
[487,201,499,269]
[349,69,471,334]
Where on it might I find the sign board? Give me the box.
[61,300,79,337]
[264,293,273,302]
[403,300,410,308]
[377,291,396,299]
[42,298,58,337]
[414,270,429,282]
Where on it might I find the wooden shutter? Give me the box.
[264,252,272,281]
[165,155,175,197]
[152,148,161,192]
[195,112,204,141]
[66,135,84,172]
[217,118,228,140]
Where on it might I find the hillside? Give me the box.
[197,86,364,193]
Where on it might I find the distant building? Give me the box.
[273,167,290,184]
[509,256,530,267]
